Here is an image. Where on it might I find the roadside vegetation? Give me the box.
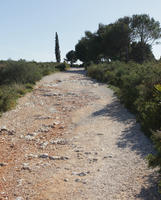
[87,61,161,192]
[71,14,161,193]
[0,60,68,115]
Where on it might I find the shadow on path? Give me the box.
[92,99,133,123]
[65,68,86,75]
[135,172,160,200]
[91,99,160,199]
[92,99,154,158]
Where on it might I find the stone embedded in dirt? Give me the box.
[16,197,24,200]
[17,179,24,186]
[38,127,49,133]
[0,162,7,167]
[35,115,52,120]
[24,134,36,141]
[49,107,57,114]
[39,153,49,159]
[42,124,55,128]
[64,178,68,182]
[0,127,15,135]
[77,172,87,177]
[84,152,91,155]
[64,167,70,170]
[88,158,98,163]
[53,121,60,126]
[59,126,64,129]
[26,154,38,159]
[50,138,67,145]
[60,156,69,160]
[39,141,49,149]
[0,192,5,195]
[97,133,104,136]
[21,163,31,172]
[28,132,37,137]
[72,171,89,177]
[10,144,14,148]
[75,150,81,152]
[49,156,69,160]
[75,178,81,182]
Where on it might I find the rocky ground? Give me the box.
[0,68,160,200]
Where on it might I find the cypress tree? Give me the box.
[55,32,61,62]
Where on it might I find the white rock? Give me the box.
[16,197,24,200]
[26,154,38,159]
[49,156,69,160]
[39,141,49,149]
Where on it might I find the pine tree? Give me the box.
[55,32,61,62]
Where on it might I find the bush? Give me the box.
[55,63,69,71]
[0,60,64,114]
[87,61,161,133]
[0,60,42,84]
[0,85,18,113]
[147,130,161,193]
[87,61,161,193]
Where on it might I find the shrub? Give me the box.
[147,130,161,193]
[0,61,42,84]
[55,63,69,71]
[87,60,161,193]
[0,85,18,113]
[0,60,64,114]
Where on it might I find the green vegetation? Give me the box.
[55,32,61,63]
[75,14,161,65]
[65,50,77,67]
[0,60,68,115]
[72,13,161,193]
[87,61,161,192]
[87,61,161,134]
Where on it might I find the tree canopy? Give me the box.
[66,50,77,66]
[74,14,161,64]
[55,32,61,63]
[131,14,161,45]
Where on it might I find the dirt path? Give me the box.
[0,68,160,200]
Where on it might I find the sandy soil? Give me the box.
[0,68,160,200]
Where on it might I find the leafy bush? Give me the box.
[87,61,161,134]
[87,61,161,193]
[147,130,161,193]
[0,85,18,113]
[55,63,69,71]
[0,60,65,114]
[0,60,42,84]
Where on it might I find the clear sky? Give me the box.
[0,0,161,62]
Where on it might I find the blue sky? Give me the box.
[0,0,161,61]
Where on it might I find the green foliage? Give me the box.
[0,85,18,113]
[0,60,42,84]
[66,50,77,67]
[87,61,161,193]
[130,42,155,63]
[75,14,160,64]
[147,130,161,193]
[0,60,63,114]
[55,32,61,63]
[131,14,161,44]
[55,62,69,71]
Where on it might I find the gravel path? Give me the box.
[0,68,160,199]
